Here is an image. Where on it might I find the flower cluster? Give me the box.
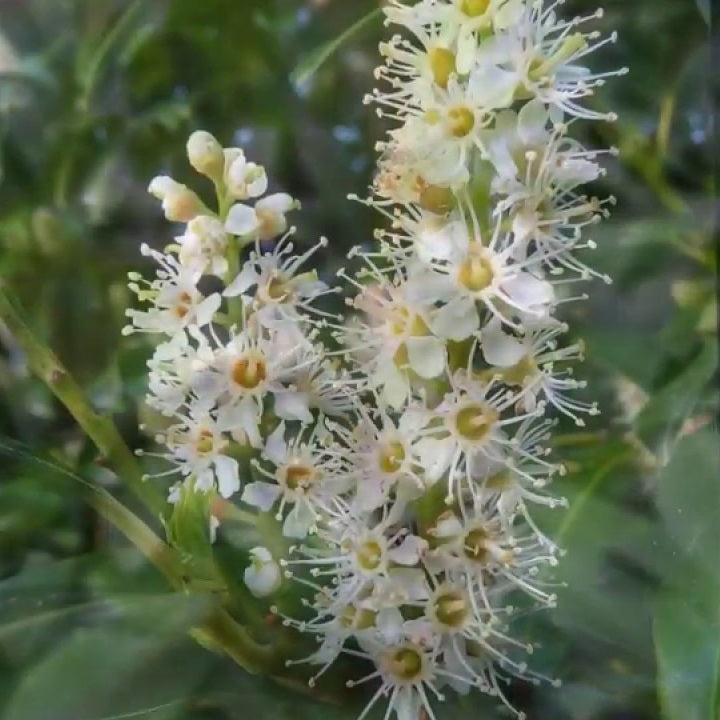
[126,131,348,505]
[126,1,621,718]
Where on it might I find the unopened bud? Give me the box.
[187,130,224,180]
[148,175,203,223]
[244,547,282,598]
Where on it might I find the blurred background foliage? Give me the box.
[0,0,717,719]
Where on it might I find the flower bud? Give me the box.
[243,547,282,598]
[148,175,203,223]
[186,130,224,180]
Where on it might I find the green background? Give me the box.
[0,1,717,719]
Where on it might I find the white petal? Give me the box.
[214,455,240,498]
[378,363,409,409]
[193,469,214,493]
[225,203,258,236]
[518,99,550,146]
[355,476,386,512]
[481,318,527,367]
[417,437,454,483]
[194,293,221,327]
[274,390,312,423]
[376,607,405,644]
[456,27,477,75]
[147,175,177,199]
[256,192,294,214]
[469,65,517,109]
[493,0,524,29]
[282,502,314,539]
[502,272,554,311]
[241,481,281,511]
[389,535,426,566]
[406,336,446,379]
[246,167,268,198]
[224,263,259,297]
[431,297,478,341]
[264,421,287,465]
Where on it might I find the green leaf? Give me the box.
[654,594,720,720]
[2,594,215,720]
[290,8,382,86]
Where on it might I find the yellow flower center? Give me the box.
[195,430,215,455]
[434,589,469,628]
[340,605,377,630]
[265,273,291,302]
[458,250,494,292]
[502,355,537,386]
[428,46,456,89]
[454,404,498,441]
[448,105,475,138]
[379,440,406,474]
[231,353,267,390]
[415,178,454,214]
[461,0,491,17]
[282,461,315,491]
[387,647,424,681]
[356,539,384,571]
[463,527,490,563]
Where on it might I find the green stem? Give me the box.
[0,425,275,678]
[216,181,244,327]
[0,284,164,515]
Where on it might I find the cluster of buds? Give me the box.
[125,2,622,718]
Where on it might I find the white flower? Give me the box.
[124,245,221,337]
[414,368,542,502]
[225,193,299,241]
[145,328,217,416]
[241,422,351,538]
[176,215,229,276]
[472,4,626,121]
[202,324,314,447]
[224,234,331,328]
[224,149,268,200]
[341,266,448,407]
[328,408,427,513]
[481,316,598,423]
[411,212,556,331]
[244,547,282,598]
[157,408,241,499]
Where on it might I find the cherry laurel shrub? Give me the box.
[125,1,624,718]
